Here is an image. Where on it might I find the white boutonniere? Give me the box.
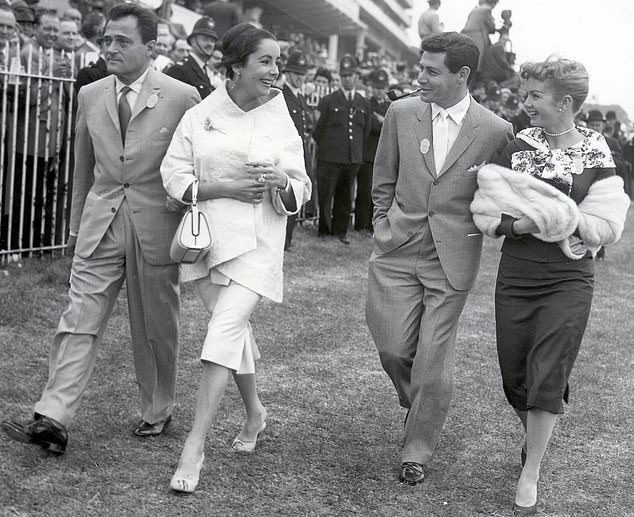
[203,118,224,133]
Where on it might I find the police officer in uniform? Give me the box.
[313,54,371,244]
[281,50,314,249]
[355,67,391,233]
[164,17,218,99]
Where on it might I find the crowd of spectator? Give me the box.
[0,0,632,254]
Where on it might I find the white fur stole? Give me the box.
[470,164,630,259]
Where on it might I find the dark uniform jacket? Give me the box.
[282,83,313,170]
[164,55,213,99]
[313,89,371,165]
[363,96,390,163]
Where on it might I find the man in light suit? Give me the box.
[1,3,200,454]
[366,32,513,484]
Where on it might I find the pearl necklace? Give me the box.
[543,126,576,137]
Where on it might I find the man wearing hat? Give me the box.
[281,50,314,249]
[355,67,390,234]
[11,0,35,40]
[164,16,217,99]
[313,54,371,244]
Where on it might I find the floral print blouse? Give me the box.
[510,126,615,191]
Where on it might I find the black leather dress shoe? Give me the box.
[133,416,171,437]
[398,462,425,485]
[1,414,68,454]
[338,235,351,245]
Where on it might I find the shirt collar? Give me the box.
[114,66,150,95]
[431,93,470,124]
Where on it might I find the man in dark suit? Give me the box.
[281,50,313,250]
[1,3,200,455]
[164,16,217,99]
[355,67,390,233]
[313,54,371,244]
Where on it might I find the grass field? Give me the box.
[1,212,633,517]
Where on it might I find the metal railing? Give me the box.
[1,43,75,258]
[0,52,333,258]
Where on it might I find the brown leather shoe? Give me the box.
[398,462,425,485]
[1,414,68,454]
[133,416,171,437]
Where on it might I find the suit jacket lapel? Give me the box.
[415,102,436,177]
[130,68,160,122]
[104,77,120,133]
[438,98,478,176]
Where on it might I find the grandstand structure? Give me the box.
[239,0,417,64]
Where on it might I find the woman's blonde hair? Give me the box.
[520,57,589,113]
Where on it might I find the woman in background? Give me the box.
[471,57,629,514]
[161,22,311,494]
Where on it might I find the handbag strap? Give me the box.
[191,178,199,206]
[190,178,200,236]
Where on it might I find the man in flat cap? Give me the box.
[164,16,217,99]
[355,67,390,234]
[313,54,371,244]
[281,50,314,249]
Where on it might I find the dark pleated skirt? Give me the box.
[495,253,594,414]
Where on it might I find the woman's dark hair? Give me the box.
[221,22,277,79]
[520,57,589,113]
[106,3,158,44]
[420,31,479,82]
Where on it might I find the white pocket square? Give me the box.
[467,161,486,172]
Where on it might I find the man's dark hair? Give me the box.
[106,3,158,44]
[420,32,479,82]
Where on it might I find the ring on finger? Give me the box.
[257,174,266,182]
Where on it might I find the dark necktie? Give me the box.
[118,85,132,146]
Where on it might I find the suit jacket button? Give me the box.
[429,210,435,217]
[119,156,124,162]
[124,183,129,188]
[111,207,116,213]
[433,180,439,185]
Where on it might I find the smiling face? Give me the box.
[417,51,468,108]
[0,9,16,44]
[58,20,78,51]
[103,15,153,84]
[35,14,60,49]
[522,78,565,129]
[233,38,280,101]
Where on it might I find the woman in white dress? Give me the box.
[160,22,311,494]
